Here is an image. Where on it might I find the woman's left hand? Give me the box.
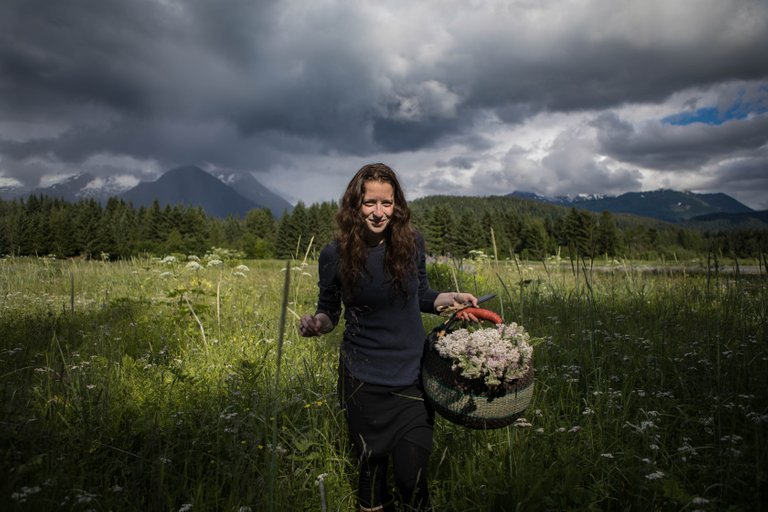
[436,292,480,320]
[451,292,478,308]
[452,292,480,321]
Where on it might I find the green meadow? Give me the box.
[1,253,766,511]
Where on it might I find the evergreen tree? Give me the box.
[451,208,482,258]
[563,208,595,258]
[50,200,78,257]
[243,208,276,258]
[274,202,309,259]
[501,211,523,257]
[422,205,455,256]
[595,211,620,257]
[519,217,548,259]
[222,215,244,250]
[73,198,103,258]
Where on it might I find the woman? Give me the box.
[299,163,478,511]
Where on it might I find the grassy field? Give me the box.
[1,253,766,511]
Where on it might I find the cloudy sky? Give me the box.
[2,0,767,209]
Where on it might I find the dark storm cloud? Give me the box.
[0,0,767,206]
[592,112,768,170]
[704,148,768,196]
[452,2,768,117]
[0,2,364,191]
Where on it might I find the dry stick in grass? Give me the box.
[294,235,302,261]
[491,226,499,262]
[268,260,291,512]
[216,279,222,336]
[449,263,460,293]
[70,271,75,314]
[316,473,329,512]
[184,294,208,353]
[301,235,315,267]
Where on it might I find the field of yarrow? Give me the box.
[1,253,766,511]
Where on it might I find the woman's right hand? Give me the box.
[299,313,331,337]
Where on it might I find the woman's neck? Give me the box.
[364,231,386,247]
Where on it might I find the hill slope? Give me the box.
[120,165,258,218]
[214,171,293,217]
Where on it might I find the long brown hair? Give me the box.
[335,163,417,297]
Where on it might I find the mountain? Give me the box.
[120,165,260,218]
[214,171,293,217]
[40,173,97,201]
[509,189,753,223]
[0,183,26,201]
[3,173,135,203]
[0,165,293,218]
[683,210,768,230]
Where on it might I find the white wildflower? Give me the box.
[433,322,534,387]
[235,264,250,272]
[75,491,96,504]
[185,261,203,271]
[645,471,665,480]
[11,486,41,503]
[512,417,532,428]
[207,259,223,267]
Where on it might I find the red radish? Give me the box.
[456,308,502,325]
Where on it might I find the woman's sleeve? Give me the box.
[416,233,440,313]
[316,244,343,327]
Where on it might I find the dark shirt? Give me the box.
[315,234,440,386]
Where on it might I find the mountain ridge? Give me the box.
[1,171,759,225]
[119,165,259,218]
[0,166,294,218]
[508,189,754,223]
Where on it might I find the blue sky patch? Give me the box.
[663,85,768,126]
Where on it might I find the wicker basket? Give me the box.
[421,310,535,429]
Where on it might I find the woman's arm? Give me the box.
[299,243,341,337]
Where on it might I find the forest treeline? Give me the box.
[1,194,766,261]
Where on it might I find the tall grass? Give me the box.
[1,254,766,511]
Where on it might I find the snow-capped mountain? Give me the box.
[509,189,753,223]
[1,173,136,203]
[1,166,294,218]
[214,171,294,217]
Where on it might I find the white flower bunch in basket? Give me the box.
[433,322,534,388]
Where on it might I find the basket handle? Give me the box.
[455,307,502,325]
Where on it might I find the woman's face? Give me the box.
[360,179,395,239]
